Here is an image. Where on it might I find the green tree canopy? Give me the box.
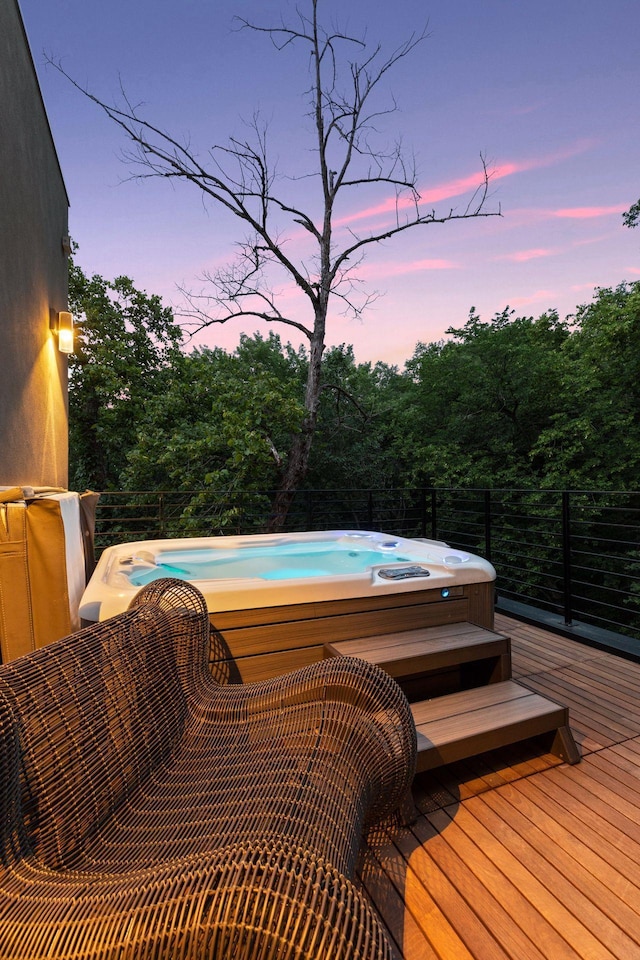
[120,334,305,531]
[533,282,640,488]
[397,308,570,487]
[623,199,640,229]
[68,253,640,509]
[305,345,403,492]
[68,258,183,489]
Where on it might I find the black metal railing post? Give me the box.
[484,489,492,563]
[158,492,166,539]
[430,488,437,540]
[419,487,427,538]
[562,491,573,625]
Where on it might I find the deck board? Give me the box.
[422,809,587,960]
[358,615,640,959]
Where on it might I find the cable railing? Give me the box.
[93,487,640,651]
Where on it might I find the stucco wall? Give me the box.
[0,0,70,488]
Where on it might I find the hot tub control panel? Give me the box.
[377,565,430,580]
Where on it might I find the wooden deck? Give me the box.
[358,614,640,960]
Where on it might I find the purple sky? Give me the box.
[20,0,640,366]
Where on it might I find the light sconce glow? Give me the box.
[51,310,74,354]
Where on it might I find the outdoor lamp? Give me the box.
[51,310,74,354]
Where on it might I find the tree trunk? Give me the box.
[267,319,326,531]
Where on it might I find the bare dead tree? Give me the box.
[50,0,500,530]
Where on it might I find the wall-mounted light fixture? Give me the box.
[50,310,74,354]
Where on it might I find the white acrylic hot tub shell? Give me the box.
[80,530,496,622]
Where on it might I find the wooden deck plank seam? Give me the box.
[358,616,640,960]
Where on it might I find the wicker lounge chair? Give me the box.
[0,578,416,959]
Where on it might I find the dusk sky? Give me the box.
[21,0,640,366]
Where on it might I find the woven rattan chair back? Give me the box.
[0,578,415,959]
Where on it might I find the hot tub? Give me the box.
[79,530,495,622]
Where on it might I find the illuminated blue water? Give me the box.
[128,542,412,586]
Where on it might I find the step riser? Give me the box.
[415,708,571,772]
[325,623,580,770]
[325,624,512,699]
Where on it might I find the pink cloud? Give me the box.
[508,289,557,308]
[333,169,490,228]
[571,232,614,247]
[501,247,557,262]
[552,205,627,219]
[510,101,547,116]
[420,171,493,205]
[369,258,459,278]
[334,139,596,229]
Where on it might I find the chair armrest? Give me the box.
[129,581,416,824]
[198,655,417,824]
[1,841,396,960]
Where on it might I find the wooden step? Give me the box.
[412,680,580,772]
[325,622,511,697]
